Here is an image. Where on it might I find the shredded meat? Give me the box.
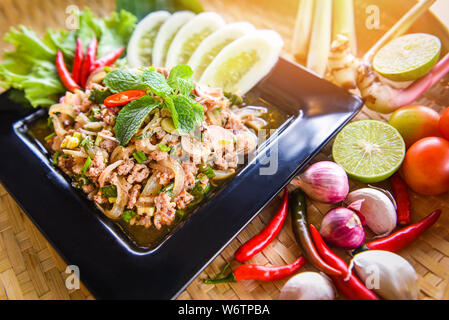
[153,192,176,230]
[174,190,194,209]
[127,164,150,184]
[117,158,135,176]
[127,185,141,209]
[86,152,106,178]
[182,162,198,190]
[155,170,174,186]
[148,150,168,162]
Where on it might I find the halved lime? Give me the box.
[332,120,406,183]
[152,11,196,67]
[199,30,283,95]
[165,12,225,68]
[373,33,441,82]
[127,11,171,68]
[188,22,255,80]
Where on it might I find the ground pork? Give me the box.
[101,107,119,126]
[58,155,73,175]
[153,192,176,230]
[93,193,107,205]
[99,130,118,153]
[127,185,141,209]
[86,151,106,179]
[155,170,174,186]
[117,158,135,176]
[82,184,95,194]
[148,150,168,162]
[174,190,194,209]
[127,164,150,184]
[182,162,198,190]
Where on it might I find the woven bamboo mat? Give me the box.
[1,0,449,300]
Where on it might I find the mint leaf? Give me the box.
[89,88,112,104]
[165,95,203,136]
[167,65,194,96]
[142,69,172,96]
[104,69,147,93]
[114,95,159,146]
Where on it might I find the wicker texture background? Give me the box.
[1,0,449,300]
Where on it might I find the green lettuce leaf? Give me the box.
[0,8,136,108]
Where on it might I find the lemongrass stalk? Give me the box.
[292,0,314,62]
[307,0,332,77]
[333,0,357,55]
[359,52,449,113]
[364,0,437,63]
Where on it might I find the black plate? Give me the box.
[0,57,362,299]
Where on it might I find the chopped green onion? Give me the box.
[132,151,147,164]
[80,136,93,150]
[44,132,56,141]
[201,167,215,179]
[176,209,186,219]
[89,115,98,122]
[47,116,53,128]
[94,135,103,146]
[160,182,174,194]
[82,156,92,175]
[122,210,137,223]
[158,144,171,153]
[100,185,117,198]
[52,151,60,165]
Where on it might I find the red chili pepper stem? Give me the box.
[391,173,412,226]
[90,47,125,73]
[204,257,306,284]
[55,51,80,92]
[235,187,289,262]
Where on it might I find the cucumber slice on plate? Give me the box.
[188,22,256,80]
[199,30,284,95]
[165,12,226,68]
[127,11,171,68]
[152,11,196,68]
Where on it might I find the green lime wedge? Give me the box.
[332,120,406,183]
[373,33,441,82]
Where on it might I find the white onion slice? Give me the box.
[98,160,123,187]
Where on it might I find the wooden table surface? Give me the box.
[1,0,449,300]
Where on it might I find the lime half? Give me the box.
[332,120,406,183]
[373,33,441,82]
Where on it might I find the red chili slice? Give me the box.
[104,90,147,107]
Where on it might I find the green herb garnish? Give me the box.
[122,210,137,223]
[158,144,171,153]
[44,132,56,141]
[89,88,113,104]
[132,150,147,164]
[201,167,216,179]
[82,156,92,175]
[100,185,117,198]
[52,151,60,165]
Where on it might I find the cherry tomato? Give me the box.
[402,137,449,195]
[389,105,441,148]
[439,107,449,140]
[104,90,147,107]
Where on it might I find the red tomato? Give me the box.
[104,90,147,107]
[440,107,449,140]
[402,137,449,195]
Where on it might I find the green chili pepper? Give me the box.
[290,189,342,276]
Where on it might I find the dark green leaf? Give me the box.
[104,69,147,93]
[141,69,172,96]
[89,88,113,104]
[122,210,137,223]
[114,95,159,146]
[100,185,118,198]
[167,64,194,96]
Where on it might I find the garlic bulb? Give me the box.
[351,250,418,300]
[346,188,397,235]
[279,272,335,300]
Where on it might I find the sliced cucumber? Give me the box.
[165,12,226,68]
[199,30,283,95]
[188,22,256,80]
[127,11,171,68]
[152,11,196,68]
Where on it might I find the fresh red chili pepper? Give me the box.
[80,37,98,88]
[55,50,80,92]
[391,173,411,226]
[366,209,441,252]
[309,224,378,300]
[89,47,125,73]
[104,90,147,108]
[71,38,84,85]
[235,187,289,262]
[204,256,306,284]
